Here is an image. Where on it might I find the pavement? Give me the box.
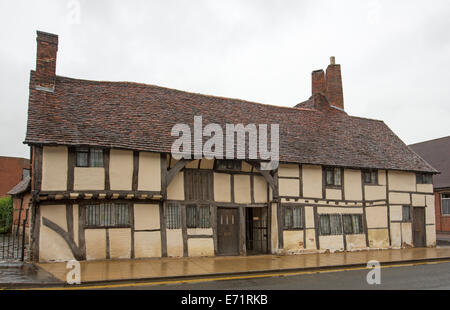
[1,247,450,288]
[0,261,61,288]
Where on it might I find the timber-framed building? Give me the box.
[26,31,437,262]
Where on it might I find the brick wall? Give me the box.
[0,157,30,197]
[435,191,450,232]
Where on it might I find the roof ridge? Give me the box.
[49,72,317,113]
[409,135,450,146]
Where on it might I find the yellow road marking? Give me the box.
[12,259,450,290]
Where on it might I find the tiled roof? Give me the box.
[7,176,30,196]
[410,136,450,188]
[24,72,436,173]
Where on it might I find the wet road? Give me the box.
[105,261,450,290]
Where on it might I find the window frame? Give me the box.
[402,205,411,222]
[84,203,131,228]
[342,214,364,234]
[324,167,342,187]
[441,193,450,216]
[186,204,211,229]
[215,159,242,172]
[282,205,304,230]
[166,203,181,229]
[320,214,363,236]
[184,169,213,201]
[75,147,104,168]
[362,169,378,185]
[416,173,432,184]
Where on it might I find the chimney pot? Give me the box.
[330,56,336,65]
[35,31,58,91]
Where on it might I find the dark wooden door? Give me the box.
[413,207,426,247]
[217,208,239,255]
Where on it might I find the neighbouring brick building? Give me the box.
[25,31,438,262]
[0,156,30,197]
[410,136,450,232]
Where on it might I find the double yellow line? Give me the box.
[9,259,450,290]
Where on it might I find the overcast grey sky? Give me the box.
[1,0,449,159]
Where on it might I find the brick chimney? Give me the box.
[325,56,344,109]
[35,31,58,91]
[311,69,326,95]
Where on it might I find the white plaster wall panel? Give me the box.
[188,238,214,257]
[213,173,231,202]
[253,176,268,203]
[109,228,131,259]
[344,169,362,201]
[412,194,426,206]
[305,207,315,228]
[42,146,68,191]
[364,185,386,200]
[426,225,436,247]
[279,178,299,197]
[278,164,299,178]
[167,229,183,257]
[366,207,388,228]
[388,171,415,191]
[283,230,304,251]
[134,231,161,258]
[134,204,160,230]
[234,175,251,203]
[325,188,342,200]
[167,171,184,200]
[109,149,133,190]
[302,165,322,198]
[389,205,403,222]
[85,229,107,260]
[417,184,433,193]
[319,235,344,251]
[368,229,389,248]
[138,152,161,191]
[390,223,401,247]
[346,234,366,250]
[389,192,410,204]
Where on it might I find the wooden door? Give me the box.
[413,207,426,247]
[217,208,239,255]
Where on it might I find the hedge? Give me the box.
[0,196,13,234]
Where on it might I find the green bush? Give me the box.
[0,196,13,234]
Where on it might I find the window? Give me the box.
[215,160,242,171]
[76,147,104,167]
[342,215,363,234]
[167,203,181,229]
[402,205,411,222]
[319,214,342,235]
[283,205,303,229]
[362,170,378,184]
[184,170,213,200]
[416,173,432,184]
[186,205,210,228]
[325,168,342,186]
[85,203,130,228]
[441,194,450,215]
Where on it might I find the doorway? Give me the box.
[245,207,268,255]
[413,207,426,247]
[217,207,240,255]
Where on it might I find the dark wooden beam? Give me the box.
[166,159,193,186]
